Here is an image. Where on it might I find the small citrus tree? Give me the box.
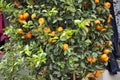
[0,0,113,80]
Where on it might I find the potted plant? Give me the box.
[0,0,113,80]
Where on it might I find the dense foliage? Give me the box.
[0,0,113,80]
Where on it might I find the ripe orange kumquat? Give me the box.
[94,0,99,4]
[107,14,113,23]
[103,57,109,62]
[87,57,92,62]
[63,44,69,51]
[25,32,32,39]
[23,12,29,20]
[17,28,24,35]
[48,38,53,43]
[51,31,55,37]
[18,19,26,24]
[43,27,51,33]
[96,25,103,31]
[94,71,101,78]
[107,17,111,23]
[108,40,112,46]
[103,49,111,54]
[18,14,24,20]
[100,54,109,62]
[87,72,94,78]
[38,18,45,25]
[91,58,97,63]
[104,2,111,9]
[57,26,63,32]
[31,13,36,20]
[87,57,97,63]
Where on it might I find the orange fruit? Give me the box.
[13,1,20,6]
[88,72,94,78]
[17,28,24,35]
[51,31,55,37]
[108,40,112,46]
[43,27,51,33]
[94,71,101,78]
[31,13,36,20]
[103,49,111,54]
[96,25,103,31]
[57,26,63,32]
[94,0,99,4]
[84,27,89,33]
[38,18,45,25]
[87,57,92,62]
[100,54,108,59]
[25,32,32,39]
[48,38,53,43]
[23,12,29,20]
[104,2,111,9]
[107,17,111,23]
[87,57,97,63]
[94,20,100,24]
[63,44,69,51]
[18,19,26,24]
[103,57,109,62]
[18,14,24,20]
[91,58,97,63]
[100,54,109,62]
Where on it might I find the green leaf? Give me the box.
[78,0,83,3]
[90,0,96,9]
[74,20,89,28]
[80,62,86,68]
[24,45,31,56]
[85,39,92,44]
